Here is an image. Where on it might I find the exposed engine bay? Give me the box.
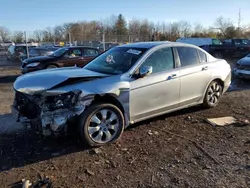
[12,90,93,136]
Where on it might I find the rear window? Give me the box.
[198,50,207,63]
[176,47,200,67]
[84,48,99,56]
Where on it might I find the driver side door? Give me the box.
[130,47,181,122]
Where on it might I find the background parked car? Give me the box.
[176,37,250,59]
[234,53,250,79]
[97,42,119,52]
[21,46,99,74]
[19,47,60,61]
[6,44,37,61]
[0,41,15,49]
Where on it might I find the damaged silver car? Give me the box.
[12,42,231,146]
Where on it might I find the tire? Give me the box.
[203,80,223,108]
[78,103,124,147]
[46,64,58,69]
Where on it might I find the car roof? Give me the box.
[118,41,171,49]
[67,46,97,49]
[117,41,201,49]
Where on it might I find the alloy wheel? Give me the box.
[207,82,221,105]
[87,109,120,144]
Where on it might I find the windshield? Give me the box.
[50,48,68,57]
[212,39,222,45]
[84,47,148,75]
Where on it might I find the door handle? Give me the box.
[202,66,208,71]
[167,74,177,80]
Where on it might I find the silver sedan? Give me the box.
[12,42,231,146]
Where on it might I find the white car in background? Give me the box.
[0,41,15,48]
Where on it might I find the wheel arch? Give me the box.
[92,94,125,113]
[91,94,130,127]
[202,78,225,101]
[46,63,59,68]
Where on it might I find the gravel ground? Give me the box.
[0,64,250,188]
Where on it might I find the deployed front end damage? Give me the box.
[12,90,94,136]
[12,66,130,139]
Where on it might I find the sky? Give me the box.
[0,0,250,31]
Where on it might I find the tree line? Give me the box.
[0,14,250,43]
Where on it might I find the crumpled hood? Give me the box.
[14,67,109,95]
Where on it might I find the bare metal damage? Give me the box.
[13,67,130,135]
[40,97,93,132]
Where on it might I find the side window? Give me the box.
[64,49,82,57]
[141,47,174,74]
[198,50,207,63]
[15,46,26,54]
[176,47,199,67]
[72,49,82,56]
[84,48,99,56]
[8,46,14,53]
[212,39,222,45]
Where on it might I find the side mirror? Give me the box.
[139,66,153,78]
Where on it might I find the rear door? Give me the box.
[59,48,83,67]
[176,46,211,107]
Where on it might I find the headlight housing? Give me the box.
[44,90,82,111]
[26,62,40,67]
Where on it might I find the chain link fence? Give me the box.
[23,32,154,47]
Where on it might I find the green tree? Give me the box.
[115,14,128,42]
[12,31,24,43]
[224,26,237,39]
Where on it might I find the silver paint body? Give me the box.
[13,42,231,131]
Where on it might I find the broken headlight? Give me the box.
[45,90,82,111]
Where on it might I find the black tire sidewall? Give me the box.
[204,81,222,108]
[78,103,125,147]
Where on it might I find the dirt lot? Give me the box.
[0,66,250,188]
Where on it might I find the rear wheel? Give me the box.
[203,81,223,108]
[78,103,124,147]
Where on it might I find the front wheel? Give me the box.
[78,103,125,147]
[203,81,223,108]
